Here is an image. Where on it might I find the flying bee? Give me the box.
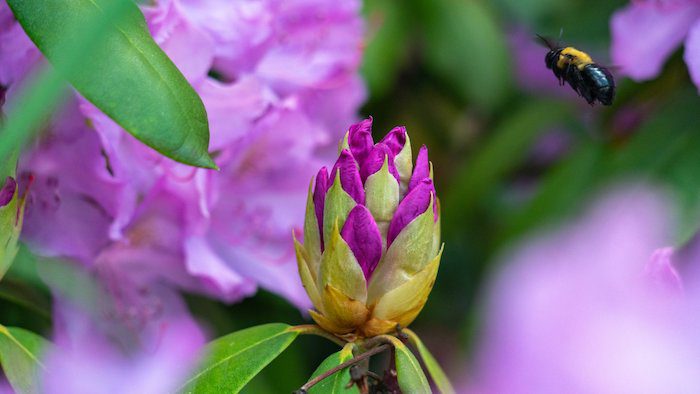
[537,35,615,106]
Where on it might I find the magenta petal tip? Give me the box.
[387,178,435,246]
[408,145,430,192]
[0,176,17,207]
[341,205,383,280]
[348,117,374,165]
[331,150,365,204]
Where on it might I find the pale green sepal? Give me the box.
[372,245,442,326]
[432,198,441,258]
[322,175,356,247]
[394,134,413,195]
[303,178,322,268]
[365,155,399,243]
[429,161,434,180]
[338,131,350,154]
[294,237,323,312]
[320,221,367,303]
[367,197,436,304]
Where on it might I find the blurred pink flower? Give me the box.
[611,0,700,91]
[6,0,365,308]
[39,260,205,394]
[463,187,700,393]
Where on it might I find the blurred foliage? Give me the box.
[3,0,700,390]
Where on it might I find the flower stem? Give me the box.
[290,324,347,347]
[295,344,392,393]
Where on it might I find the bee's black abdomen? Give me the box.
[580,64,615,106]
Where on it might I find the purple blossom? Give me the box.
[5,0,365,309]
[297,119,443,336]
[462,187,700,393]
[611,0,700,91]
[39,260,205,394]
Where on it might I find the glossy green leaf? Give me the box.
[308,343,358,394]
[422,0,511,110]
[384,336,431,393]
[0,325,51,394]
[404,329,454,394]
[7,0,215,169]
[180,323,300,393]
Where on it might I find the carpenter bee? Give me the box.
[537,35,615,106]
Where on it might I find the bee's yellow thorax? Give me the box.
[556,47,593,70]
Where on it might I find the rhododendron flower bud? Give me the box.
[295,118,443,337]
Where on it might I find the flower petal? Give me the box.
[408,145,430,192]
[348,117,374,165]
[379,126,407,157]
[313,167,329,248]
[684,18,700,92]
[330,150,365,204]
[341,205,383,280]
[360,143,400,184]
[0,176,16,207]
[611,3,700,80]
[644,247,683,293]
[387,179,435,247]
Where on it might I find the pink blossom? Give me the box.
[463,187,700,393]
[7,0,365,308]
[611,0,700,91]
[39,260,205,394]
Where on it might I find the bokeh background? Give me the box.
[2,0,700,392]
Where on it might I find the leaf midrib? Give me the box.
[0,325,47,370]
[179,329,294,389]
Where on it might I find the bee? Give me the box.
[537,35,615,106]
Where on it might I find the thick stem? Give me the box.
[297,344,392,393]
[290,324,347,347]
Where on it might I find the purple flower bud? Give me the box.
[313,167,329,248]
[348,117,374,165]
[379,126,407,157]
[387,179,435,246]
[330,150,365,205]
[341,205,383,280]
[359,143,401,184]
[0,177,17,207]
[408,145,430,192]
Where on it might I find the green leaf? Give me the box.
[443,100,572,233]
[383,336,431,393]
[7,0,216,169]
[180,323,300,393]
[422,0,511,110]
[0,325,51,394]
[404,329,455,394]
[308,343,358,394]
[361,0,410,99]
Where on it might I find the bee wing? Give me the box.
[535,34,557,50]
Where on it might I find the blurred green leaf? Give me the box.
[6,0,215,169]
[404,329,454,394]
[307,343,358,394]
[181,323,300,393]
[422,0,511,110]
[0,325,50,394]
[443,100,571,233]
[0,150,23,281]
[362,0,410,99]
